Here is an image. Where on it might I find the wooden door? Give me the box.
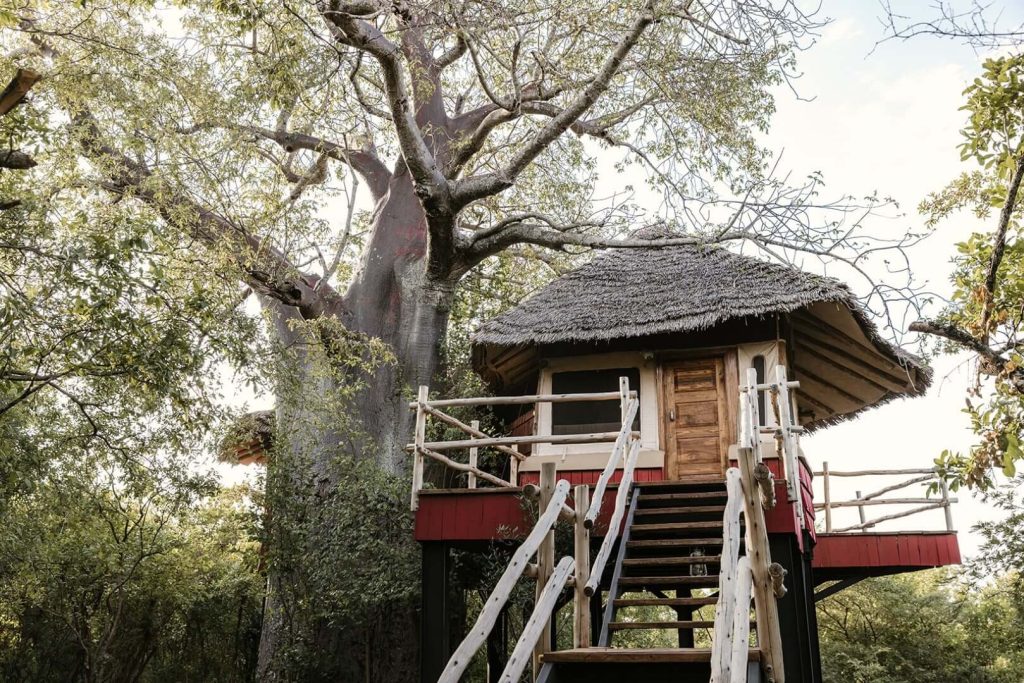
[663,357,730,479]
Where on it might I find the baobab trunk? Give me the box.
[257,171,455,681]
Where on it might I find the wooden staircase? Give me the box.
[538,480,762,683]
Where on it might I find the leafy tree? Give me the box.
[818,571,1024,683]
[910,53,1024,488]
[0,2,927,677]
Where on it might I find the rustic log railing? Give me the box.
[406,383,638,510]
[813,465,957,533]
[430,378,642,681]
[710,367,789,683]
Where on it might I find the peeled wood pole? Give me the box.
[468,420,480,489]
[532,463,556,681]
[737,447,785,683]
[729,556,753,683]
[573,484,591,649]
[437,481,571,683]
[822,461,832,533]
[510,445,520,486]
[939,478,954,531]
[501,556,575,683]
[410,385,428,511]
[855,490,866,532]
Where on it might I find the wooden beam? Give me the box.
[790,311,908,375]
[794,341,892,394]
[815,497,958,509]
[813,577,866,603]
[794,388,836,418]
[422,404,525,461]
[411,390,636,409]
[573,484,591,649]
[415,430,635,452]
[792,328,911,389]
[418,447,513,489]
[502,556,575,683]
[792,364,867,406]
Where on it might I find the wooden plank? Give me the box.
[609,620,722,630]
[622,555,723,568]
[627,538,724,549]
[542,648,760,664]
[415,390,635,408]
[614,596,719,607]
[634,505,727,516]
[418,430,634,451]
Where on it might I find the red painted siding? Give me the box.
[517,467,665,487]
[813,532,961,573]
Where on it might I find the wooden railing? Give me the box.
[406,383,638,510]
[432,378,642,682]
[814,465,957,533]
[710,368,790,683]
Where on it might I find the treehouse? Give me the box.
[409,244,961,683]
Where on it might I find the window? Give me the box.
[550,367,641,435]
[752,355,767,425]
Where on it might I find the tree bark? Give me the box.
[257,169,455,682]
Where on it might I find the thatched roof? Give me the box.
[472,242,930,429]
[217,410,274,465]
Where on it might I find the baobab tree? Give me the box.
[3,1,924,679]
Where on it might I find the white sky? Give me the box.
[216,1,1024,558]
[767,0,1023,556]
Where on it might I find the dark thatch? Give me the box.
[473,243,855,346]
[472,242,931,429]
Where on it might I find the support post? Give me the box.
[939,478,954,531]
[737,447,785,683]
[573,484,591,649]
[619,375,629,425]
[411,385,429,511]
[468,419,479,489]
[822,461,832,533]
[510,445,520,486]
[855,490,866,532]
[532,463,556,681]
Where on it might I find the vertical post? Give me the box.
[822,461,832,533]
[411,385,429,511]
[532,462,556,680]
[939,477,954,531]
[736,447,786,683]
[509,445,520,487]
[468,419,479,489]
[855,490,866,531]
[745,367,761,453]
[619,375,630,426]
[573,484,591,649]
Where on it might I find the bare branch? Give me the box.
[452,1,657,208]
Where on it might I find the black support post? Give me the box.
[768,532,823,683]
[421,542,452,683]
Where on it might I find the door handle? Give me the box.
[669,408,676,421]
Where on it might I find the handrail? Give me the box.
[408,383,639,510]
[584,437,640,596]
[437,480,571,683]
[710,469,746,683]
[409,390,637,409]
[584,396,640,529]
[814,464,955,533]
[499,556,576,682]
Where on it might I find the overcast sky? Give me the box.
[773,0,1024,555]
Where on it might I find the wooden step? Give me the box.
[609,620,717,630]
[542,647,760,664]
[622,555,721,568]
[613,596,719,608]
[638,491,728,504]
[617,575,720,588]
[630,521,725,534]
[634,505,726,517]
[627,538,724,549]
